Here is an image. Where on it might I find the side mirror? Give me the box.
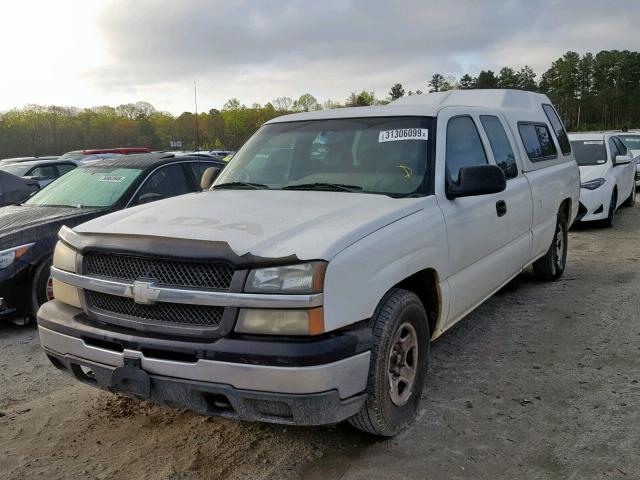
[137,192,163,205]
[615,154,632,165]
[201,167,221,190]
[447,165,506,199]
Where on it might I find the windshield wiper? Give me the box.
[213,182,270,190]
[282,182,363,192]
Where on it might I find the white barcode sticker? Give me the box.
[379,128,428,143]
[99,175,125,183]
[583,141,604,145]
[625,138,640,142]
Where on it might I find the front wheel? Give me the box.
[602,192,617,228]
[533,210,568,281]
[348,289,430,437]
[30,258,53,319]
[623,184,636,208]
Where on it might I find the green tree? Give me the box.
[389,83,405,100]
[475,70,499,88]
[459,74,476,89]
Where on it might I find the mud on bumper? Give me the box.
[44,345,367,425]
[37,300,371,426]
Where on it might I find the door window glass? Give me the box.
[133,164,191,205]
[56,163,77,176]
[446,116,488,182]
[480,115,518,179]
[609,138,620,159]
[28,165,56,179]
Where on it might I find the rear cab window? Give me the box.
[518,123,558,162]
[480,115,518,180]
[542,104,571,155]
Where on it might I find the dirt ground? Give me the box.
[1,203,639,480]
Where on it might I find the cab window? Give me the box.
[446,116,488,183]
[480,115,518,180]
[519,123,557,162]
[542,104,571,155]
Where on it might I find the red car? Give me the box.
[59,147,151,161]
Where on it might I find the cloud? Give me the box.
[4,0,639,113]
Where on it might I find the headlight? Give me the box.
[235,308,324,335]
[53,241,77,273]
[581,178,606,190]
[52,240,81,308]
[0,243,34,269]
[245,262,326,294]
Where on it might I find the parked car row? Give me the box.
[0,153,225,324]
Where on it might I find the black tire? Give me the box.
[622,184,636,208]
[602,191,617,228]
[29,258,53,319]
[348,289,429,437]
[533,210,568,281]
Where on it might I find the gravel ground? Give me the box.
[1,203,638,480]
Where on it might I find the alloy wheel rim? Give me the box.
[388,322,418,407]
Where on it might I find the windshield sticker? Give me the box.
[99,175,125,183]
[379,128,428,143]
[624,138,640,142]
[583,141,604,145]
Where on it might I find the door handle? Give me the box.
[496,200,507,217]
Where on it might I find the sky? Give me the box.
[0,0,639,114]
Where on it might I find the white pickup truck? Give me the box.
[38,89,579,436]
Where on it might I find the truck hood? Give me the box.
[74,190,425,260]
[579,163,609,183]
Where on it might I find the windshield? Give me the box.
[25,166,143,208]
[618,135,640,151]
[215,117,433,196]
[0,164,30,176]
[570,140,607,166]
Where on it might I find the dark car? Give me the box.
[0,153,224,323]
[0,171,39,207]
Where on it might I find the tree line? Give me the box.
[1,50,638,158]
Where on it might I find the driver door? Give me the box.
[436,107,512,329]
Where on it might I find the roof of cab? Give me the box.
[266,89,554,124]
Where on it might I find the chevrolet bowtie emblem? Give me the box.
[129,280,159,305]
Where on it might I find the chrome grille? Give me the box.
[84,254,234,290]
[87,291,224,327]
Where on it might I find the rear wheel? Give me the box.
[533,210,568,281]
[348,289,429,437]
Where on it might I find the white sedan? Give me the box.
[617,132,640,187]
[569,132,636,227]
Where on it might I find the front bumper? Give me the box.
[578,185,611,222]
[0,266,31,319]
[37,301,371,425]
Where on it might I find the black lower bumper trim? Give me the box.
[45,348,366,426]
[38,300,372,367]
